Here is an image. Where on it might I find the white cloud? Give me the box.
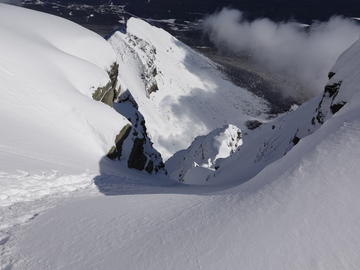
[203,8,360,101]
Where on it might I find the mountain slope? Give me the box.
[2,4,360,270]
[0,4,164,209]
[8,38,360,269]
[0,4,121,172]
[109,18,270,160]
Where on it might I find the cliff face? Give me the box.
[91,63,165,174]
[92,63,120,107]
[108,90,165,174]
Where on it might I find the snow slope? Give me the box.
[8,82,360,270]
[109,18,270,160]
[177,40,359,185]
[6,34,360,270]
[0,4,130,204]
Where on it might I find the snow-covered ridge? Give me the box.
[109,17,270,160]
[0,5,155,208]
[0,4,126,172]
[198,38,360,185]
[166,124,242,184]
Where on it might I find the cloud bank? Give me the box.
[203,8,360,101]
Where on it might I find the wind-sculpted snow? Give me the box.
[0,4,128,170]
[109,17,270,160]
[0,4,134,210]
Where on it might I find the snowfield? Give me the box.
[1,3,360,270]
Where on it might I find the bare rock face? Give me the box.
[92,63,121,107]
[108,90,165,174]
[126,34,159,97]
[107,124,132,160]
[312,79,345,126]
[92,63,165,174]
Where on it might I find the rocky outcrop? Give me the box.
[107,124,132,160]
[92,63,164,174]
[109,90,165,174]
[92,63,121,107]
[312,79,344,126]
[126,34,159,97]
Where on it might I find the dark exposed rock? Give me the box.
[107,124,132,160]
[128,138,147,170]
[145,160,154,173]
[93,64,164,174]
[148,82,159,95]
[108,62,119,88]
[330,101,347,114]
[92,62,120,107]
[311,117,316,125]
[292,136,301,145]
[92,81,114,106]
[316,111,325,125]
[118,90,138,109]
[328,72,336,80]
[313,80,343,125]
[107,146,118,160]
[114,90,166,174]
[324,81,342,98]
[246,120,263,130]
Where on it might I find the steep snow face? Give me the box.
[202,39,360,185]
[109,18,270,160]
[166,124,242,184]
[0,5,132,202]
